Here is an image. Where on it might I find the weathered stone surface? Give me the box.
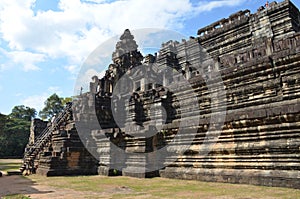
[23,104,98,176]
[157,1,300,189]
[36,125,98,176]
[23,0,300,189]
[29,119,47,145]
[86,0,300,188]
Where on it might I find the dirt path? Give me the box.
[0,174,89,198]
[0,174,252,199]
[0,174,50,198]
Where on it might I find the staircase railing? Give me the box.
[20,102,73,173]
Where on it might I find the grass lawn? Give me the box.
[2,195,30,199]
[28,174,300,199]
[0,159,299,199]
[0,159,22,174]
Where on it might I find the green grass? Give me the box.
[0,159,22,173]
[1,159,299,198]
[28,175,300,199]
[1,194,30,199]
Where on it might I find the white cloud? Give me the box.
[81,0,108,3]
[75,68,105,95]
[0,0,245,73]
[0,48,46,72]
[64,65,80,75]
[8,50,45,71]
[0,1,36,50]
[196,0,245,12]
[48,86,63,95]
[0,48,45,71]
[21,86,63,112]
[21,93,49,112]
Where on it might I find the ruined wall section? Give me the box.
[37,124,98,176]
[35,105,98,176]
[29,119,47,145]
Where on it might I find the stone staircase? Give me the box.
[20,102,73,173]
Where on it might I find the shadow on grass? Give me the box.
[0,173,53,198]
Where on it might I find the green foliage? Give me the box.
[28,175,300,199]
[0,115,30,158]
[62,97,72,105]
[0,93,72,157]
[0,113,7,129]
[39,93,72,120]
[0,105,33,157]
[9,105,36,121]
[2,194,30,199]
[39,93,64,120]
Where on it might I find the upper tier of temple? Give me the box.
[197,0,300,39]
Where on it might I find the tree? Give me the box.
[39,93,71,120]
[0,113,7,130]
[62,97,72,105]
[39,93,64,120]
[0,113,30,158]
[10,105,36,121]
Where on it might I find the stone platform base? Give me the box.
[98,166,122,176]
[159,167,300,189]
[122,168,159,178]
[36,167,97,176]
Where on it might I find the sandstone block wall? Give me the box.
[31,0,300,189]
[89,0,300,189]
[159,0,300,189]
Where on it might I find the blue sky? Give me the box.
[0,0,299,115]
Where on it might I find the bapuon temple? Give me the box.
[22,0,300,188]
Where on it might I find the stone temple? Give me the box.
[21,0,300,188]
